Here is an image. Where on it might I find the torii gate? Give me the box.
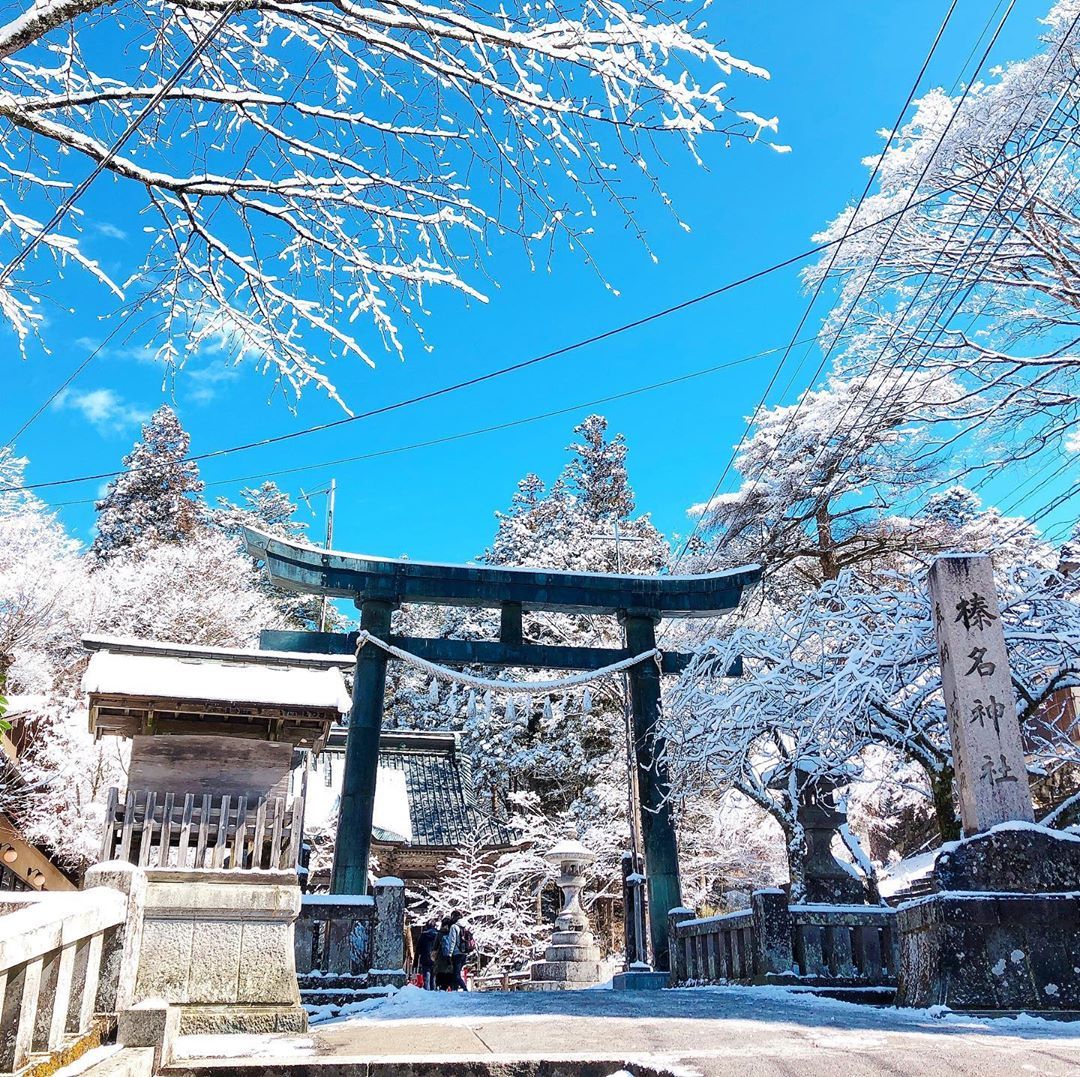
[247,528,760,969]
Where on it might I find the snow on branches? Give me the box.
[807,0,1080,467]
[668,561,1080,865]
[0,0,779,405]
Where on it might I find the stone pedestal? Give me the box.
[523,841,602,991]
[132,869,307,1033]
[896,557,1075,1012]
[897,826,1080,1010]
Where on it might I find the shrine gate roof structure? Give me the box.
[245,528,761,618]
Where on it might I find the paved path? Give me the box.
[176,986,1080,1077]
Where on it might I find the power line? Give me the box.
[47,335,822,508]
[811,31,1080,513]
[688,0,1021,584]
[3,28,327,449]
[666,0,961,573]
[0,129,1066,498]
[670,0,1004,575]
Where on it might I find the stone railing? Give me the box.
[669,889,899,988]
[295,878,406,988]
[0,863,144,1076]
[669,906,756,982]
[295,894,378,975]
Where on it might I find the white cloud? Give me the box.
[185,359,241,404]
[53,387,150,434]
[94,223,128,240]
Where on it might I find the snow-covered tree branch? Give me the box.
[0,0,779,405]
[806,1,1080,466]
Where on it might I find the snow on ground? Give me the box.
[877,851,936,899]
[175,1033,318,1061]
[301,982,1080,1037]
[175,985,1080,1077]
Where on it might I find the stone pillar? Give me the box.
[526,841,602,989]
[666,907,694,985]
[928,554,1034,832]
[622,612,682,972]
[750,889,794,981]
[894,557,1074,1012]
[84,861,146,1015]
[371,877,407,988]
[333,598,395,895]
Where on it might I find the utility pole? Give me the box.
[587,519,651,967]
[322,479,336,633]
[299,479,336,632]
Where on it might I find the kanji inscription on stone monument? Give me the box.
[928,554,1034,832]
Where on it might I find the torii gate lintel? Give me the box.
[249,529,760,970]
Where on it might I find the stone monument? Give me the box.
[524,840,602,990]
[796,772,871,905]
[896,555,1080,1010]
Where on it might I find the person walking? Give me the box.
[417,919,438,990]
[448,909,473,991]
[434,917,455,991]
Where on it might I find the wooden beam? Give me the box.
[0,812,75,892]
[262,628,743,676]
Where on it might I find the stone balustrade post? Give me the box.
[372,877,406,987]
[666,907,694,985]
[84,861,146,1015]
[751,889,793,981]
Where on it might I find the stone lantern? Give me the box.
[524,839,603,990]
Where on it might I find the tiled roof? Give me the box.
[326,728,515,849]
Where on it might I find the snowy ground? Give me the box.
[175,983,1080,1076]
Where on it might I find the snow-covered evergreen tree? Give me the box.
[91,405,204,562]
[89,529,282,649]
[212,481,341,631]
[688,370,958,598]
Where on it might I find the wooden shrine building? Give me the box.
[247,527,761,969]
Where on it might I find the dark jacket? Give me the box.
[418,927,438,967]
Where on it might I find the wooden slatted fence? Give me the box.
[100,787,303,871]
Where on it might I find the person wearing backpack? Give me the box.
[417,919,439,990]
[434,917,455,990]
[448,909,473,991]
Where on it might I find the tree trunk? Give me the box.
[815,505,839,582]
[929,764,961,842]
[784,822,807,903]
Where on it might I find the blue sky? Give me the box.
[3,1,1072,561]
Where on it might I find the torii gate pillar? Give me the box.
[248,528,761,970]
[623,612,681,972]
[332,598,393,896]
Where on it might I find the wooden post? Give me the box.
[928,554,1034,833]
[622,612,682,971]
[332,598,394,895]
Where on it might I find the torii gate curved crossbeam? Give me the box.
[247,528,761,970]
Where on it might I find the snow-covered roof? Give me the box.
[300,729,515,850]
[304,764,414,843]
[83,634,353,669]
[83,647,351,714]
